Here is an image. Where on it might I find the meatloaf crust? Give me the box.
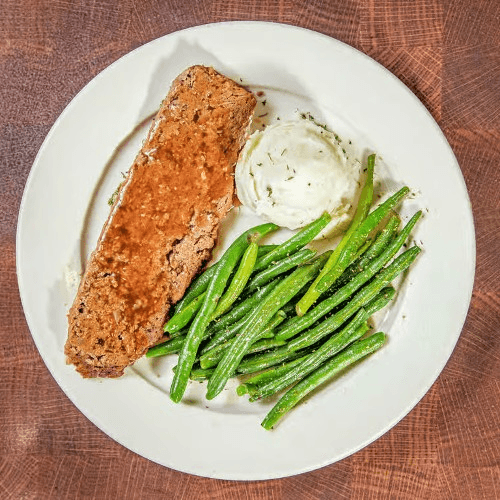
[65,65,256,378]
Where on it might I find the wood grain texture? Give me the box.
[1,0,499,498]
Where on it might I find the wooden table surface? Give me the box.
[2,1,499,498]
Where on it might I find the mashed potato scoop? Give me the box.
[235,120,361,237]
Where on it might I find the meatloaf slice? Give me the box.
[65,65,256,378]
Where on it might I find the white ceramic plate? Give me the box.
[17,22,475,480]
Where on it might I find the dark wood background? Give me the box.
[1,1,499,498]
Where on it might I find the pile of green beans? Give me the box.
[168,214,332,403]
[146,154,423,429]
[170,222,279,403]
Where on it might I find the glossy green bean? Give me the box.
[174,355,306,383]
[172,242,277,316]
[253,212,331,272]
[201,255,329,355]
[199,310,287,369]
[261,332,386,429]
[313,186,410,297]
[172,364,215,382]
[211,241,259,320]
[203,338,286,370]
[205,253,330,400]
[338,214,400,284]
[352,239,372,261]
[245,248,317,293]
[201,312,250,354]
[236,356,308,396]
[164,292,206,334]
[189,366,215,381]
[244,308,287,340]
[169,222,278,403]
[146,335,187,358]
[204,299,290,355]
[203,288,283,353]
[164,295,260,357]
[173,265,218,315]
[209,279,281,333]
[166,326,188,340]
[257,244,278,257]
[236,343,307,374]
[359,214,400,262]
[325,214,400,296]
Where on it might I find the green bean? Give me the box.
[296,154,375,315]
[152,298,289,362]
[237,343,309,374]
[173,265,218,315]
[169,222,278,403]
[190,366,215,381]
[257,244,278,257]
[202,297,289,354]
[199,311,287,369]
[164,294,264,359]
[245,248,317,293]
[353,239,372,261]
[236,356,308,396]
[236,384,255,397]
[343,215,400,278]
[194,349,302,381]
[202,294,288,354]
[288,246,420,352]
[248,308,287,339]
[316,205,414,293]
[211,241,259,320]
[361,214,400,262]
[209,279,281,333]
[165,326,188,340]
[312,186,410,297]
[172,364,215,382]
[202,312,250,353]
[261,332,386,429]
[167,238,323,341]
[250,287,395,401]
[164,292,206,334]
[275,211,421,341]
[355,153,376,220]
[203,338,286,370]
[278,301,299,318]
[172,242,277,315]
[146,335,187,358]
[253,212,331,272]
[325,214,400,296]
[248,337,287,351]
[205,253,330,400]
[199,341,235,369]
